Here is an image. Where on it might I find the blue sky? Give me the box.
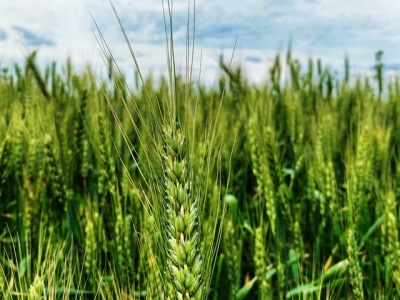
[0,0,399,85]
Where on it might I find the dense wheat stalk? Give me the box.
[161,118,204,299]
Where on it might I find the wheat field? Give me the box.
[1,4,400,299]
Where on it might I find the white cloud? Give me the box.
[0,0,399,84]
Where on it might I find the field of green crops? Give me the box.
[1,34,400,299]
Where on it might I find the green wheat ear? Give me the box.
[161,117,204,299]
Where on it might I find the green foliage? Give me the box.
[1,48,400,300]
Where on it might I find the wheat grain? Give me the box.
[161,118,203,299]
